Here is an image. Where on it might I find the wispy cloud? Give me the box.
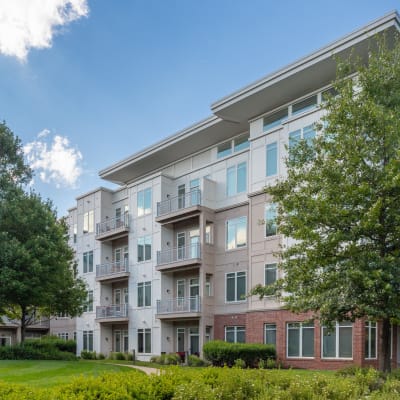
[24,130,83,188]
[0,0,89,61]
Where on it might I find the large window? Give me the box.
[137,188,152,216]
[265,204,277,237]
[226,162,247,196]
[84,290,93,312]
[138,328,151,353]
[83,251,93,273]
[292,95,318,116]
[83,210,94,234]
[289,124,316,153]
[226,216,247,250]
[217,134,249,158]
[365,321,377,359]
[264,323,276,346]
[322,322,353,359]
[226,271,246,302]
[225,326,245,343]
[137,281,151,307]
[287,322,314,358]
[265,263,277,286]
[266,142,278,177]
[263,108,288,132]
[137,236,152,262]
[83,330,93,351]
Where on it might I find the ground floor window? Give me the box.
[138,328,151,353]
[264,323,276,346]
[365,321,377,359]
[0,337,11,347]
[83,330,93,351]
[322,322,352,359]
[287,322,314,358]
[57,332,69,341]
[225,326,245,343]
[115,329,129,353]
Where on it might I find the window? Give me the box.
[124,287,129,304]
[289,124,316,154]
[83,210,94,234]
[365,321,377,359]
[226,162,247,196]
[225,326,245,343]
[322,322,353,359]
[226,271,246,302]
[205,222,213,244]
[265,204,277,237]
[292,95,318,116]
[83,330,93,351]
[217,134,249,158]
[264,324,276,346]
[137,188,152,216]
[138,328,151,353]
[73,223,77,243]
[205,274,212,296]
[84,290,93,312]
[137,281,151,307]
[137,236,152,262]
[57,332,69,340]
[266,142,278,176]
[287,322,314,358]
[226,216,247,250]
[83,251,93,273]
[263,108,288,131]
[265,263,277,286]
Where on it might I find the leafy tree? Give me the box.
[252,38,400,372]
[0,123,87,341]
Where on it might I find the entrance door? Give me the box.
[189,327,199,355]
[122,330,129,352]
[177,328,185,352]
[177,232,185,260]
[189,229,200,259]
[178,184,185,209]
[189,278,199,312]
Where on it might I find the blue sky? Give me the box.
[0,0,399,216]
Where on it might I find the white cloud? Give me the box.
[24,131,83,189]
[0,0,89,61]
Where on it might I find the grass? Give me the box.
[0,360,134,387]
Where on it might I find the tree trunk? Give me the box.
[379,317,391,373]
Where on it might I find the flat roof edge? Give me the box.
[211,10,400,113]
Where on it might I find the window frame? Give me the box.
[137,235,152,262]
[226,162,247,196]
[83,210,94,234]
[137,281,152,307]
[225,326,246,343]
[226,216,247,250]
[265,204,277,237]
[137,188,152,216]
[264,263,277,286]
[83,330,93,351]
[287,322,315,358]
[138,328,151,353]
[83,250,93,273]
[266,141,278,177]
[321,322,353,359]
[264,323,277,346]
[365,321,377,360]
[225,271,247,303]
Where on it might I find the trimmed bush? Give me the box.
[203,340,275,368]
[80,351,96,360]
[150,353,181,365]
[187,354,210,367]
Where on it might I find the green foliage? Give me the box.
[3,366,400,399]
[251,36,400,372]
[150,352,181,365]
[187,354,210,367]
[80,351,97,360]
[233,358,246,369]
[203,340,275,367]
[0,339,77,361]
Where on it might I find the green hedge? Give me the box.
[203,340,275,367]
[1,367,400,399]
[0,337,77,360]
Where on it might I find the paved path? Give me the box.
[113,363,160,375]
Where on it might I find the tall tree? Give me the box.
[252,38,400,372]
[0,122,87,341]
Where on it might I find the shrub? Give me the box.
[80,351,96,360]
[203,340,275,368]
[97,353,105,360]
[187,354,209,367]
[233,358,246,369]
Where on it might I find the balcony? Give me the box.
[96,304,128,323]
[95,213,129,242]
[156,243,201,272]
[156,189,202,224]
[156,296,201,320]
[96,261,130,283]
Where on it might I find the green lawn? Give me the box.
[0,360,136,387]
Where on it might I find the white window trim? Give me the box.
[225,216,247,251]
[224,326,246,343]
[365,321,378,360]
[321,322,353,360]
[286,322,315,359]
[225,271,247,304]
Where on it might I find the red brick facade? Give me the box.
[214,310,398,370]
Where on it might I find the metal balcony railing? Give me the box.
[157,243,201,266]
[96,304,128,319]
[157,189,201,217]
[156,296,201,314]
[96,212,129,236]
[96,261,129,277]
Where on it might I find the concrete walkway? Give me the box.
[113,363,161,375]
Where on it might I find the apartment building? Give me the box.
[67,11,400,369]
